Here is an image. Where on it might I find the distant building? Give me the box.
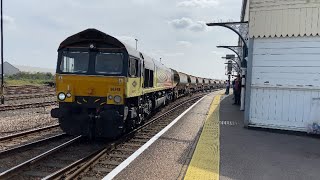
[15,65,55,74]
[0,62,20,75]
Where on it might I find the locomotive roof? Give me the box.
[58,29,219,81]
[58,28,140,58]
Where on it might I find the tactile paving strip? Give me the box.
[184,95,221,180]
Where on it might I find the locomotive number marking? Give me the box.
[110,87,121,92]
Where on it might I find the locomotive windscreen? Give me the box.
[60,51,89,73]
[58,50,125,75]
[95,52,123,75]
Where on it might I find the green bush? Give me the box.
[4,72,54,86]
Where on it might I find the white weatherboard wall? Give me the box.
[249,0,320,38]
[249,36,320,131]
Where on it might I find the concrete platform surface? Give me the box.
[220,95,320,180]
[112,91,221,180]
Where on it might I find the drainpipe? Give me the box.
[240,67,246,111]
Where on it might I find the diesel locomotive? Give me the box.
[51,29,222,138]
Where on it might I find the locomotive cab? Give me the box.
[51,29,140,138]
[51,29,175,139]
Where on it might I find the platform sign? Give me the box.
[227,60,232,72]
[226,54,235,59]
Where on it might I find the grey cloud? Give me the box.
[211,50,225,56]
[169,18,207,32]
[177,41,192,48]
[4,15,14,25]
[164,52,184,57]
[189,21,207,32]
[177,0,219,8]
[168,17,193,29]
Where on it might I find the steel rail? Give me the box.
[0,135,82,180]
[0,124,60,142]
[0,101,57,111]
[0,133,66,156]
[6,93,55,101]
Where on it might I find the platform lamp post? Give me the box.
[226,55,235,84]
[207,21,249,111]
[0,0,4,104]
[135,38,138,50]
[222,54,241,74]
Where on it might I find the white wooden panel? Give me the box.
[281,9,288,37]
[318,7,320,35]
[265,11,272,37]
[249,11,256,36]
[296,91,304,123]
[270,9,277,37]
[293,8,300,37]
[274,89,283,121]
[249,88,320,131]
[249,1,320,38]
[299,8,307,36]
[249,37,320,131]
[276,10,283,36]
[305,8,313,36]
[258,11,266,37]
[253,47,320,55]
[287,8,294,37]
[252,53,320,61]
[311,7,319,36]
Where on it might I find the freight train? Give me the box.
[51,29,223,138]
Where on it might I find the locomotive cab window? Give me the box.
[144,69,154,88]
[60,51,89,73]
[95,52,124,75]
[129,58,139,77]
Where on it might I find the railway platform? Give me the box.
[103,91,320,180]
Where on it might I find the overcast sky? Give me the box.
[3,0,241,79]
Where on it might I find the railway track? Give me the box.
[0,135,84,179]
[5,93,55,101]
[46,94,207,180]
[0,92,210,179]
[0,101,57,111]
[4,85,55,96]
[0,124,61,152]
[62,94,207,180]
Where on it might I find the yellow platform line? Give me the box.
[184,95,221,180]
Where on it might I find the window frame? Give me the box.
[56,48,129,76]
[59,51,90,74]
[94,52,124,75]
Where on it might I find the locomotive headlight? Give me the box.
[114,95,122,103]
[108,95,113,100]
[58,92,66,101]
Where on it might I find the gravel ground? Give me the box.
[0,105,58,137]
[0,96,56,106]
[4,85,55,95]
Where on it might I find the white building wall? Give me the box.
[249,0,320,38]
[249,36,320,131]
